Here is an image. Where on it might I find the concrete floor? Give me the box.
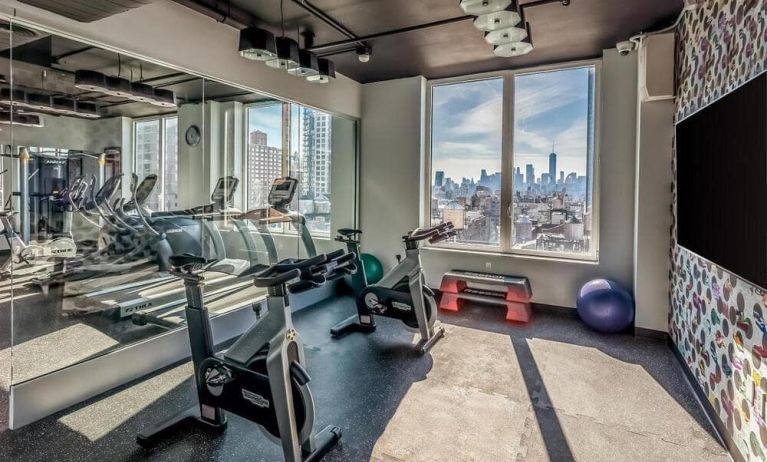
[0,297,729,461]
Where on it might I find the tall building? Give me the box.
[525,164,535,186]
[246,130,282,208]
[514,167,524,191]
[549,151,557,185]
[250,130,267,146]
[435,170,444,187]
[300,107,332,196]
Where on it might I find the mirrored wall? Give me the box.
[0,20,358,400]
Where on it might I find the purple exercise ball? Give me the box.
[576,279,634,333]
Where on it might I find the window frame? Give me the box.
[423,59,602,262]
[132,114,178,212]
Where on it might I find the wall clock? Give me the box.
[185,125,201,147]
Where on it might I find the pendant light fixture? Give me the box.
[237,0,337,83]
[266,37,300,70]
[74,70,108,93]
[239,27,277,61]
[0,111,43,127]
[306,58,336,84]
[493,22,533,56]
[105,76,132,97]
[484,25,527,45]
[463,0,536,58]
[26,93,52,111]
[0,88,25,106]
[473,6,521,31]
[152,88,177,108]
[287,49,319,77]
[130,82,156,103]
[460,0,511,15]
[75,101,101,119]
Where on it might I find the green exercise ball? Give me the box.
[360,253,384,284]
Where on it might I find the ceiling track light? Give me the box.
[239,27,278,61]
[356,45,371,63]
[306,58,336,84]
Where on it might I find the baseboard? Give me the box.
[634,326,669,341]
[670,342,744,462]
[532,303,578,318]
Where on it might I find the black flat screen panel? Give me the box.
[677,72,767,289]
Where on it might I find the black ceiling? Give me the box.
[175,0,684,83]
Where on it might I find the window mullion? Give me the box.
[158,118,165,211]
[499,72,514,254]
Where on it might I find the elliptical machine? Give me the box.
[330,222,456,354]
[137,250,355,461]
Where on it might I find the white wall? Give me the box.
[359,76,426,268]
[359,51,639,311]
[0,0,361,118]
[633,34,676,332]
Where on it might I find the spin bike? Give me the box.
[330,222,456,354]
[137,250,356,461]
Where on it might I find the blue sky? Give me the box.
[431,66,593,183]
[247,102,300,152]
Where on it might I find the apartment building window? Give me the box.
[133,116,179,211]
[427,63,599,260]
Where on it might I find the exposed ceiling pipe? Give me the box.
[290,0,361,43]
[309,15,473,52]
[172,0,253,29]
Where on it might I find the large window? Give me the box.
[245,103,333,237]
[428,64,598,260]
[430,78,504,247]
[133,115,178,211]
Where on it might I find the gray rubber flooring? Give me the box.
[0,297,729,461]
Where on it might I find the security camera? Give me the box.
[616,40,636,56]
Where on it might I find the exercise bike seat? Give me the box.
[337,228,362,237]
[169,253,208,271]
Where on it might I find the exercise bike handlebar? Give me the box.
[405,222,454,242]
[253,254,329,288]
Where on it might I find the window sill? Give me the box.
[421,244,600,266]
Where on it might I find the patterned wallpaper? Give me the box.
[670,1,767,461]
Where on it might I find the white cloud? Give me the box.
[514,70,588,121]
[453,95,503,136]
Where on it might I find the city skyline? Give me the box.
[431,67,593,182]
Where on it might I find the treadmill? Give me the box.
[64,176,273,319]
[130,176,317,330]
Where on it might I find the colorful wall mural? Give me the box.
[670,1,767,461]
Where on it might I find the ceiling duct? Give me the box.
[18,0,157,23]
[0,20,42,52]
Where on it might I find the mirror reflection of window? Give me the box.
[134,115,179,212]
